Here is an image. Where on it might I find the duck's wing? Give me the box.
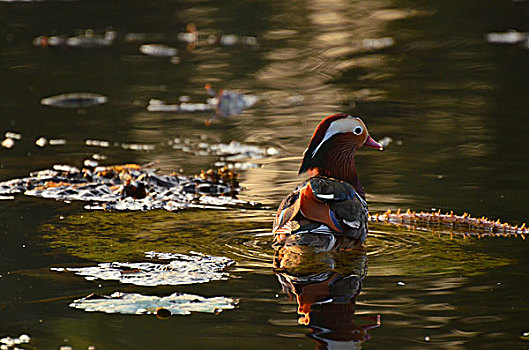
[306,177,369,242]
[273,189,302,235]
[274,177,369,242]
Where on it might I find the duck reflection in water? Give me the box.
[272,115,383,347]
[274,242,380,349]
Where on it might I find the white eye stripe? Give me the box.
[311,116,364,157]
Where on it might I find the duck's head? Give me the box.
[299,114,382,190]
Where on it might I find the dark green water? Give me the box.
[1,0,529,349]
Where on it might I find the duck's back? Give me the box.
[273,176,368,245]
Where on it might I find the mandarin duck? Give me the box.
[273,114,383,250]
[204,84,259,125]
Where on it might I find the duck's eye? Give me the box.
[353,126,363,135]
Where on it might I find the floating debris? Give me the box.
[176,22,258,49]
[124,32,166,42]
[92,153,107,160]
[70,291,237,316]
[220,34,246,46]
[67,29,116,48]
[173,139,279,169]
[207,34,258,48]
[49,139,66,146]
[146,99,178,112]
[362,37,395,50]
[206,140,279,159]
[378,136,393,148]
[4,132,21,140]
[33,35,66,47]
[33,29,116,48]
[146,99,213,113]
[34,137,66,147]
[146,84,257,119]
[41,93,107,108]
[121,143,155,151]
[83,159,99,168]
[0,162,252,211]
[139,44,178,57]
[485,30,528,45]
[53,164,80,173]
[1,138,14,149]
[214,161,259,170]
[0,334,31,349]
[51,251,234,286]
[35,137,47,148]
[85,139,111,148]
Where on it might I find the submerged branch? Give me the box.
[369,209,527,239]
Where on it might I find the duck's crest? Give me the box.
[298,114,350,175]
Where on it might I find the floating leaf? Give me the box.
[0,334,31,349]
[0,163,253,212]
[1,138,14,149]
[139,44,178,57]
[486,31,528,45]
[70,291,237,316]
[51,251,235,286]
[33,29,116,48]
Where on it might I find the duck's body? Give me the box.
[273,114,382,249]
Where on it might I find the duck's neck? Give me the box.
[308,137,365,198]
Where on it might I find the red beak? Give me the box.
[364,135,383,150]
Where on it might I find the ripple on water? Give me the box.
[41,209,275,269]
[365,223,511,277]
[459,315,503,324]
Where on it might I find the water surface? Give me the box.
[1,0,529,348]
